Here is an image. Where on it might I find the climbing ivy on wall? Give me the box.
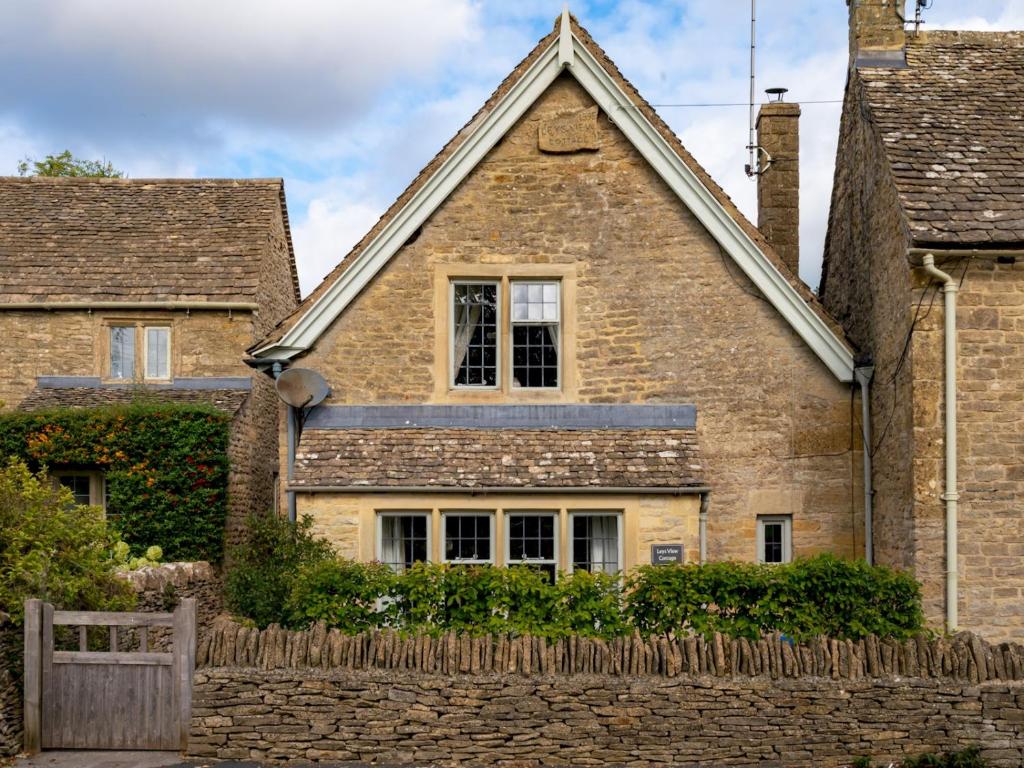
[0,403,230,562]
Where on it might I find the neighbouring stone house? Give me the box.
[822,1,1024,640]
[0,177,300,544]
[248,13,866,578]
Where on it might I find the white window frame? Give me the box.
[569,510,623,574]
[504,510,560,579]
[450,280,501,390]
[441,511,495,564]
[143,326,172,381]
[53,470,106,512]
[376,511,432,572]
[756,515,793,564]
[509,279,561,390]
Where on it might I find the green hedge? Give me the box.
[226,516,924,641]
[0,402,230,562]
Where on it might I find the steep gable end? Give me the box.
[254,13,855,382]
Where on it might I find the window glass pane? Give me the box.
[511,281,559,389]
[453,283,498,387]
[145,327,170,379]
[506,513,557,581]
[57,475,92,506]
[763,522,783,563]
[571,515,620,574]
[380,514,429,573]
[109,326,135,380]
[444,514,492,562]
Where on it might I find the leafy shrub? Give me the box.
[286,558,395,631]
[110,541,163,571]
[627,554,923,641]
[0,402,230,561]
[0,458,134,626]
[224,513,334,628]
[852,746,987,768]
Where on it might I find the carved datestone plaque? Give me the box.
[538,106,600,153]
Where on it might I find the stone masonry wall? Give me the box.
[191,670,1024,767]
[193,619,1024,767]
[295,73,862,564]
[0,621,20,758]
[822,77,918,582]
[121,561,224,647]
[823,72,1024,641]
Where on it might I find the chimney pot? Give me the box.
[756,102,801,278]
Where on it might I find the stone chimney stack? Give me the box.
[847,0,907,66]
[756,101,801,277]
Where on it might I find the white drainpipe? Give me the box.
[921,253,959,633]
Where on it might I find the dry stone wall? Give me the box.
[0,621,20,758]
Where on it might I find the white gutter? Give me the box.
[921,253,959,633]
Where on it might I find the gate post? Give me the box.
[22,599,42,755]
[172,598,197,751]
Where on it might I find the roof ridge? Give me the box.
[0,176,285,185]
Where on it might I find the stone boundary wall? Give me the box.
[0,621,20,758]
[122,561,223,646]
[190,668,1024,766]
[201,618,1024,684]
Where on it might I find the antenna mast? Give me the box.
[745,0,758,178]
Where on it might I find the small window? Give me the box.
[109,326,135,380]
[443,512,494,563]
[54,472,105,511]
[145,327,171,380]
[571,512,621,574]
[378,512,430,573]
[511,281,559,388]
[757,515,792,564]
[506,512,559,582]
[452,282,499,388]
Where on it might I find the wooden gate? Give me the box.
[23,598,196,752]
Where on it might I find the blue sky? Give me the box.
[1,0,1021,294]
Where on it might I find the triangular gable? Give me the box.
[253,12,855,382]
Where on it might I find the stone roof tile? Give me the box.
[292,427,704,490]
[17,385,249,414]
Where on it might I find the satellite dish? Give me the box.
[276,368,330,409]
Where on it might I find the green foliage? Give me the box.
[627,554,923,641]
[286,558,395,632]
[852,747,987,768]
[226,524,923,642]
[110,541,163,571]
[0,402,230,562]
[224,513,334,628]
[18,150,123,178]
[0,458,134,627]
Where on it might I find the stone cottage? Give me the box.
[249,14,866,577]
[0,177,300,542]
[822,1,1024,639]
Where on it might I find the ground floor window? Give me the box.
[378,512,430,573]
[570,512,621,574]
[375,505,626,580]
[443,512,494,563]
[505,512,559,582]
[53,471,106,511]
[756,515,792,564]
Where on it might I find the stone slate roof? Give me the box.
[17,386,249,414]
[291,428,704,489]
[0,177,300,303]
[857,31,1024,246]
[254,14,848,352]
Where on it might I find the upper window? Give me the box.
[757,515,792,564]
[109,326,136,380]
[443,512,494,564]
[378,512,430,573]
[107,323,172,381]
[452,282,499,388]
[570,512,621,575]
[511,281,559,389]
[144,327,171,380]
[505,511,559,582]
